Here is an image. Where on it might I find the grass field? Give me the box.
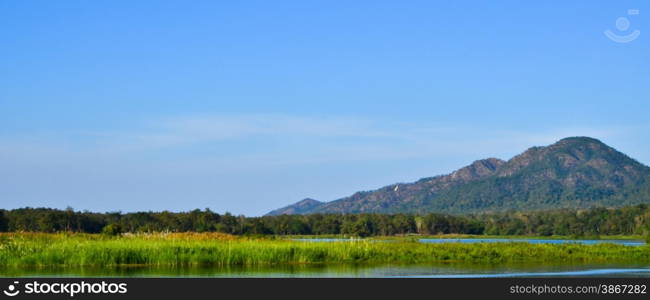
[1,232,649,267]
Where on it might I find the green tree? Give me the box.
[217,213,238,234]
[537,224,553,236]
[343,215,373,237]
[0,210,7,232]
[392,214,415,235]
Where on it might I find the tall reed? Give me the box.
[1,233,648,267]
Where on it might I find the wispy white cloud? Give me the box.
[0,114,636,165]
[0,114,645,215]
[138,114,391,145]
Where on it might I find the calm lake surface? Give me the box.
[3,263,649,278]
[419,238,645,246]
[294,237,646,246]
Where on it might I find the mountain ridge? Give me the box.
[265,137,650,215]
[266,198,323,216]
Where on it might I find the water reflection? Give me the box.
[293,238,645,246]
[419,238,645,246]
[2,262,649,278]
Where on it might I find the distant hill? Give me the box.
[266,198,323,216]
[266,137,650,215]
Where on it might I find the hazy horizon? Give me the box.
[1,1,648,216]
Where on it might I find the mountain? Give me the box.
[266,198,324,216]
[266,137,650,215]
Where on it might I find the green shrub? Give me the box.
[101,224,123,236]
[0,233,649,267]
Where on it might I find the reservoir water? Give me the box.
[2,263,649,278]
[294,237,646,246]
[418,238,645,246]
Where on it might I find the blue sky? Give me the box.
[1,1,648,215]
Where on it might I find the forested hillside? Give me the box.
[269,137,650,215]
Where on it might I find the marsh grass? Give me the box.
[1,233,648,267]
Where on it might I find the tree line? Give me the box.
[1,204,650,237]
